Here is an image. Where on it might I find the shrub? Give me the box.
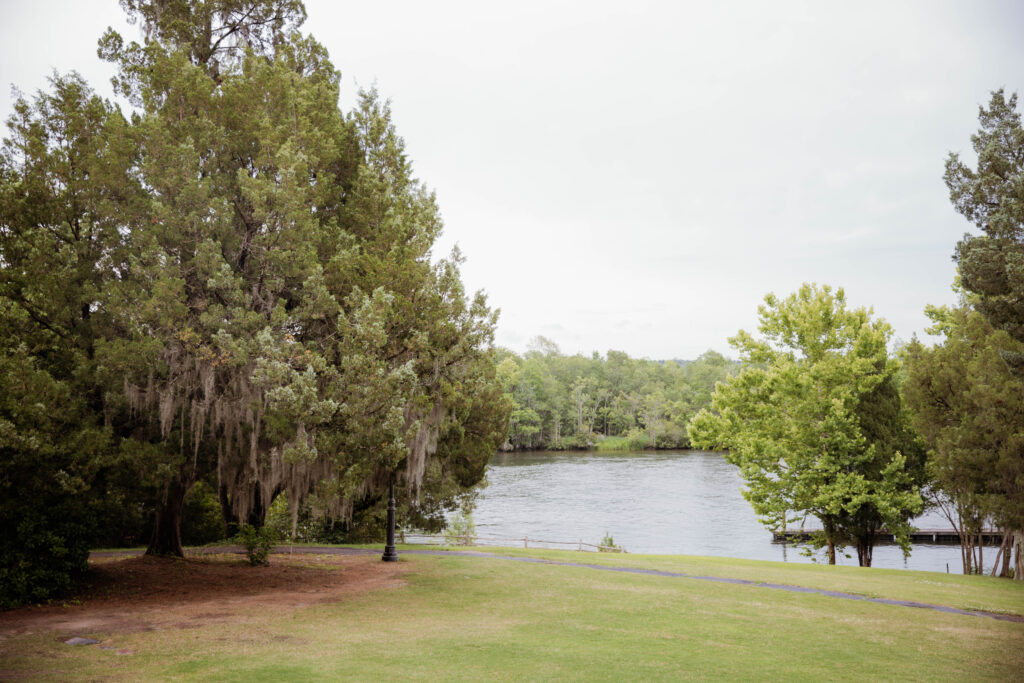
[625,428,650,451]
[265,493,326,543]
[236,524,276,566]
[444,511,476,546]
[0,500,93,608]
[654,423,689,449]
[599,531,622,552]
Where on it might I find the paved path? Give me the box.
[92,545,1024,623]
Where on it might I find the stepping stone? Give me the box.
[64,637,99,646]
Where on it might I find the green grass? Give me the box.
[423,546,1024,617]
[595,436,631,451]
[5,548,1023,681]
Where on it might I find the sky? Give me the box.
[3,1,1024,360]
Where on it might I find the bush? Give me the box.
[444,511,476,546]
[599,531,623,553]
[0,500,94,608]
[236,524,276,566]
[625,428,651,451]
[654,424,689,449]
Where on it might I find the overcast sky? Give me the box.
[3,1,1024,360]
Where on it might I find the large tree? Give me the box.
[0,0,506,582]
[904,302,1024,579]
[943,89,1024,577]
[688,284,925,566]
[947,89,1024,375]
[91,0,507,555]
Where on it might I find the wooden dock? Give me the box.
[772,529,1004,545]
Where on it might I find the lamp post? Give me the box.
[382,478,398,562]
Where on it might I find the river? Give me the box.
[472,450,994,574]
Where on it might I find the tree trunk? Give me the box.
[147,473,191,557]
[855,532,874,567]
[219,483,239,538]
[961,532,970,574]
[247,480,267,529]
[1001,532,1012,578]
[823,521,837,565]
[1014,529,1024,581]
[991,532,1010,578]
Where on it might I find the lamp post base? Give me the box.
[382,479,399,562]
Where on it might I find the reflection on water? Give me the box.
[473,450,991,574]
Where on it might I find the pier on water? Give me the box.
[772,529,1004,545]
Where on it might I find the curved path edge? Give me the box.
[91,545,1024,623]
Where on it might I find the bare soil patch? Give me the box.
[0,553,408,641]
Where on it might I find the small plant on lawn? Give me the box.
[444,511,476,546]
[599,531,622,552]
[237,524,276,566]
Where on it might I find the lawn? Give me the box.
[1,547,1022,681]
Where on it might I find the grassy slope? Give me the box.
[6,548,1024,681]
[409,546,1024,617]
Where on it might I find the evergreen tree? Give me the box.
[94,0,507,554]
[903,303,1024,578]
[1,0,507,581]
[947,90,1024,375]
[0,75,141,604]
[943,89,1024,577]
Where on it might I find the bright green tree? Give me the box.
[496,356,541,449]
[689,284,925,566]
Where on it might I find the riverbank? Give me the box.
[502,437,694,452]
[3,547,1022,680]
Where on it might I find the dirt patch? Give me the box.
[0,553,408,640]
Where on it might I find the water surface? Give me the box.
[473,450,992,573]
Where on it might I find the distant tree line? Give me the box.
[494,341,738,451]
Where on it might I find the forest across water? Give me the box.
[495,339,737,451]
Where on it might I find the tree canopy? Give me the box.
[0,0,508,603]
[903,302,1024,578]
[900,89,1024,579]
[688,284,925,566]
[948,89,1024,375]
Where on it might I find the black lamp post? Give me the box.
[381,478,398,562]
